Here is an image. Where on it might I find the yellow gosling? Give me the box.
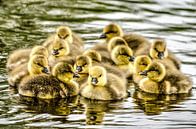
[7,46,48,73]
[99,23,150,55]
[133,55,152,84]
[8,55,49,87]
[150,39,181,69]
[19,62,79,99]
[139,61,192,94]
[80,66,127,100]
[43,26,84,50]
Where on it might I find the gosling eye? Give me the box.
[105,31,117,34]
[36,63,42,67]
[59,47,64,50]
[83,63,87,66]
[99,74,102,77]
[58,34,69,39]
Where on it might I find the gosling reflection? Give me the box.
[80,97,110,125]
[132,90,192,115]
[18,95,78,116]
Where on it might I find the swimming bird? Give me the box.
[99,23,151,55]
[7,45,48,73]
[48,37,81,67]
[92,37,128,64]
[80,66,127,100]
[43,26,84,50]
[133,55,152,84]
[111,45,135,77]
[19,62,79,99]
[139,61,192,94]
[8,55,49,87]
[149,39,181,69]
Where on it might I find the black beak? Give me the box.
[158,52,164,59]
[52,49,59,56]
[42,67,50,74]
[139,70,148,76]
[99,33,107,39]
[91,78,98,85]
[73,72,80,78]
[129,56,135,62]
[76,66,82,72]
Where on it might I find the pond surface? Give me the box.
[0,0,196,128]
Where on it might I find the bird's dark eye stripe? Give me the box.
[105,31,117,34]
[83,63,87,66]
[37,63,43,67]
[58,34,69,39]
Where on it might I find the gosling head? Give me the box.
[107,37,128,52]
[134,55,152,74]
[30,45,49,57]
[56,26,73,44]
[150,39,168,59]
[88,66,107,86]
[51,38,70,57]
[111,45,135,65]
[28,55,50,75]
[74,55,92,75]
[52,62,74,82]
[100,23,124,42]
[140,61,166,82]
[83,50,102,63]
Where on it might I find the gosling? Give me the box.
[139,61,192,94]
[43,26,84,50]
[6,45,48,73]
[99,23,150,55]
[80,66,127,100]
[8,55,49,87]
[19,62,79,99]
[150,39,181,70]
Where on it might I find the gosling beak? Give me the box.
[91,78,98,85]
[99,33,107,39]
[158,52,164,59]
[129,56,135,62]
[42,67,50,74]
[52,49,59,56]
[73,72,80,78]
[139,70,148,76]
[76,66,82,72]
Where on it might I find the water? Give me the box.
[0,0,196,128]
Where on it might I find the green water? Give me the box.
[0,0,196,128]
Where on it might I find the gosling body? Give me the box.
[139,61,192,94]
[80,66,127,100]
[19,62,79,99]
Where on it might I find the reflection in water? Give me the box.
[80,97,110,125]
[18,95,79,116]
[132,90,192,115]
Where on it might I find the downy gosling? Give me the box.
[48,37,79,67]
[43,26,84,50]
[150,39,181,70]
[99,23,150,55]
[19,62,79,99]
[8,55,49,87]
[7,45,48,73]
[139,61,192,94]
[133,55,152,84]
[80,66,127,100]
[111,45,135,77]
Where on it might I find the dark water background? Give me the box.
[0,0,196,128]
